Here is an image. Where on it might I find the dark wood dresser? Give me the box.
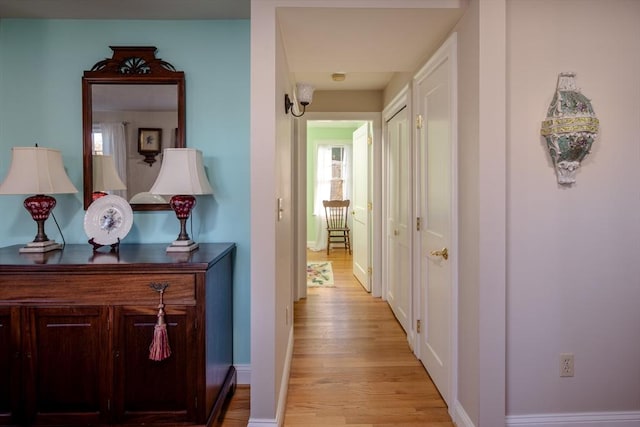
[0,243,236,427]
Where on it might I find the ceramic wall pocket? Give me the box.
[540,72,599,185]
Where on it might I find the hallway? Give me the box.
[219,249,453,426]
[282,249,453,426]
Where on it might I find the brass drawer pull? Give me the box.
[149,282,169,292]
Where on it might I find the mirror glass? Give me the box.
[82,46,185,211]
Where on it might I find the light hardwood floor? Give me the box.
[220,248,453,427]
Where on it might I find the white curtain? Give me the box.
[342,145,353,231]
[343,144,352,204]
[100,122,128,199]
[308,144,352,251]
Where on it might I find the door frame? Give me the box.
[351,122,372,291]
[381,85,413,347]
[412,32,459,413]
[295,112,382,300]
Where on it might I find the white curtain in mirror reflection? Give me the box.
[93,122,127,200]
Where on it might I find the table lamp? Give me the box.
[149,148,213,252]
[0,146,78,253]
[92,154,126,200]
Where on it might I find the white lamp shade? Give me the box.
[0,147,77,195]
[296,82,314,104]
[149,148,213,196]
[93,155,126,191]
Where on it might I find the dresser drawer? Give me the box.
[0,273,197,306]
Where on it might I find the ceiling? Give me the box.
[278,7,466,90]
[0,0,466,91]
[0,0,250,19]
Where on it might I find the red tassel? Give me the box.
[149,288,171,361]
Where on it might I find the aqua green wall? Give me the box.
[0,19,250,364]
[306,126,358,243]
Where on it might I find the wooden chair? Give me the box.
[323,199,352,255]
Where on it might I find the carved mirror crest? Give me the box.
[82,46,185,211]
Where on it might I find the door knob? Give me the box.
[430,247,448,260]
[393,230,399,236]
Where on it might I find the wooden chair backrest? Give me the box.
[323,200,350,229]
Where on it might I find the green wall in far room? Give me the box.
[305,125,358,245]
[0,19,251,364]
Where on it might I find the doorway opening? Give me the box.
[294,112,382,303]
[305,119,368,291]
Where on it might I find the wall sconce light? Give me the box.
[284,82,314,117]
[92,154,126,200]
[0,146,77,252]
[149,148,213,252]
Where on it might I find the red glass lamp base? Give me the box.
[92,191,109,201]
[166,195,199,252]
[20,194,62,253]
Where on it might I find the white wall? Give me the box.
[450,2,508,426]
[309,90,383,112]
[506,0,640,418]
[250,0,279,421]
[274,10,296,421]
[454,0,481,423]
[250,1,296,424]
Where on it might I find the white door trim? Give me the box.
[412,31,458,416]
[296,112,383,298]
[352,123,372,291]
[382,85,413,346]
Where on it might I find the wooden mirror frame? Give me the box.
[82,46,185,211]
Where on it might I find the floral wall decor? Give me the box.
[541,72,599,185]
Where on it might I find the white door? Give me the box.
[416,52,454,406]
[385,107,411,332]
[352,123,370,291]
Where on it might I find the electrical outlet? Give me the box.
[560,353,574,377]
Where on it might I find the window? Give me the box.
[314,144,350,217]
[330,146,345,200]
[92,127,104,155]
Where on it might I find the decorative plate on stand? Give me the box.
[84,195,133,247]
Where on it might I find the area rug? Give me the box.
[306,261,335,287]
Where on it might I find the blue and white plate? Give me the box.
[84,195,133,246]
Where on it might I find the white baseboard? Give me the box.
[506,411,640,427]
[235,363,251,385]
[246,418,279,427]
[449,407,640,427]
[247,327,294,427]
[275,326,294,426]
[452,400,476,427]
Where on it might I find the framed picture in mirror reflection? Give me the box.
[138,128,162,166]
